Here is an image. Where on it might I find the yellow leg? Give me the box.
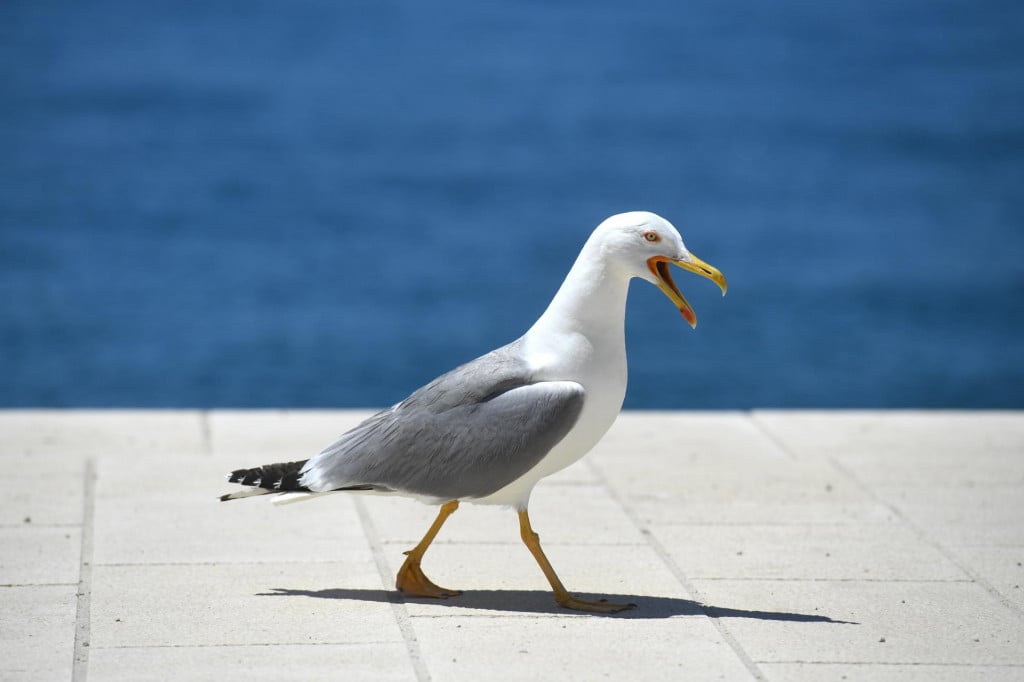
[396,500,462,598]
[518,509,635,614]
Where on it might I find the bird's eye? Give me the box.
[643,231,660,242]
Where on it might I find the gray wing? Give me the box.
[299,340,585,500]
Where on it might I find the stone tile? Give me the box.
[94,458,369,565]
[380,542,685,618]
[529,482,645,543]
[752,411,1024,456]
[0,454,85,526]
[362,485,643,546]
[761,662,1024,682]
[691,579,1024,665]
[96,452,217,497]
[0,525,81,585]
[208,410,375,458]
[753,411,1024,487]
[593,411,789,462]
[594,446,867,509]
[89,643,416,681]
[652,523,967,581]
[591,413,865,506]
[879,485,1024,547]
[0,410,205,457]
[0,585,76,681]
[629,496,895,527]
[90,562,402,648]
[6,409,1024,682]
[590,412,799,498]
[412,615,756,682]
[846,452,1023,488]
[94,492,369,566]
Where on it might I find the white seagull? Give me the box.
[221,211,727,613]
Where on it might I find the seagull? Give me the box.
[220,211,727,613]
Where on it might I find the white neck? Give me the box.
[526,239,631,342]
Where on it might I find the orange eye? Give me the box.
[643,231,660,242]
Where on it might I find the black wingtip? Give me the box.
[222,460,311,494]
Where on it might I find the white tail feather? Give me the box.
[272,491,337,506]
[219,488,275,501]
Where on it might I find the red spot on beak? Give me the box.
[680,306,696,326]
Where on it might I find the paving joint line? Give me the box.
[585,459,766,681]
[354,497,431,682]
[199,410,213,456]
[748,411,801,461]
[72,457,96,682]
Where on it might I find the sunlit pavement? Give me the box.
[3,410,1023,681]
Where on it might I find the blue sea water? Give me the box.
[1,0,1022,409]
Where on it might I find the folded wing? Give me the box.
[299,341,585,501]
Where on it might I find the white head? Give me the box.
[591,211,727,328]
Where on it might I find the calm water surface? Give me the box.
[1,0,1022,408]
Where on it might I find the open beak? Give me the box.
[647,253,728,329]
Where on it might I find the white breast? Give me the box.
[472,327,627,508]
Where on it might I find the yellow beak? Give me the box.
[647,253,728,329]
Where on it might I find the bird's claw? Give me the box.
[395,557,462,599]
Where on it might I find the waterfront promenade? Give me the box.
[3,410,1022,681]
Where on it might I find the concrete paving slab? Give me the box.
[760,662,1024,682]
[0,585,76,681]
[95,453,211,498]
[207,410,375,458]
[594,447,867,508]
[879,485,1024,547]
[5,409,1024,682]
[88,642,416,682]
[93,458,370,565]
[629,495,896,526]
[651,522,968,581]
[832,451,1023,488]
[94,493,371,566]
[0,453,86,526]
[753,411,1024,487]
[0,525,81,585]
[528,481,650,543]
[752,411,1024,455]
[691,579,1024,665]
[0,410,205,457]
[89,561,402,648]
[410,615,756,682]
[593,411,789,462]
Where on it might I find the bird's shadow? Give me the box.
[258,587,857,623]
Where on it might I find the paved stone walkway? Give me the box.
[2,410,1023,681]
